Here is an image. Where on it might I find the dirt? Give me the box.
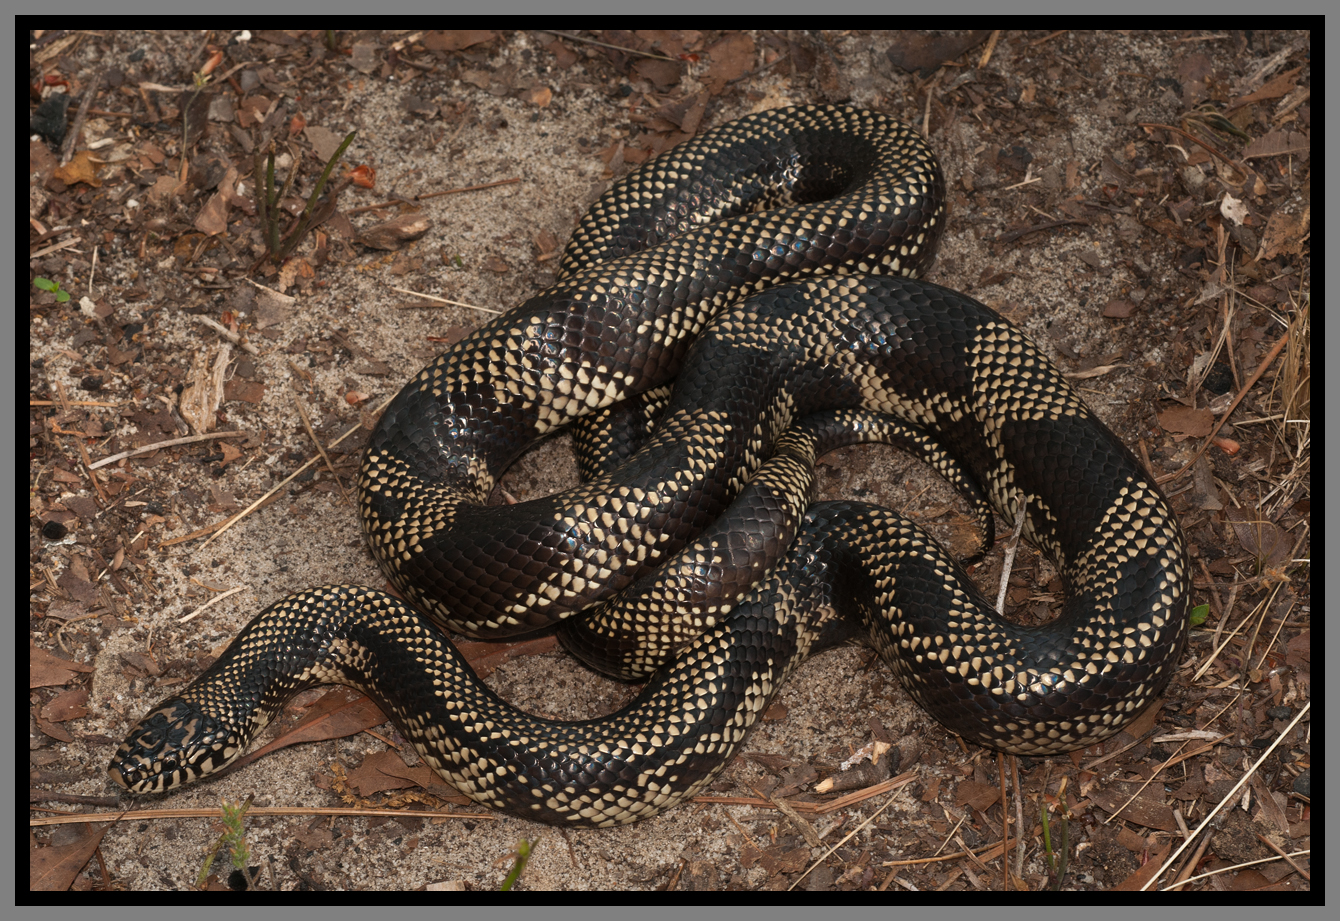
[30,29,1310,893]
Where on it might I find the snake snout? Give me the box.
[109,698,242,794]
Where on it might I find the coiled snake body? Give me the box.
[110,105,1189,827]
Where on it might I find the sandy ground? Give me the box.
[31,29,1309,891]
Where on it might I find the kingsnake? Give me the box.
[109,105,1189,827]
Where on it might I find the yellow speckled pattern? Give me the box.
[109,106,1189,827]
[356,106,944,636]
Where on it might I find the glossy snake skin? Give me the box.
[110,105,1188,827]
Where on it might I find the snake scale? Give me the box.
[109,105,1189,827]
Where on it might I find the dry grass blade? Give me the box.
[1142,702,1310,891]
[1276,293,1310,457]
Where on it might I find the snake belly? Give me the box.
[108,105,1189,827]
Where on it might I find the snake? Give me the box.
[108,104,1189,828]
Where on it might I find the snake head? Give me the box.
[107,698,242,794]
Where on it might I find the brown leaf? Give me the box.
[116,650,162,679]
[291,822,336,851]
[1089,781,1178,832]
[701,33,754,95]
[1112,842,1173,890]
[147,173,185,205]
[1232,65,1303,109]
[1243,128,1309,160]
[56,562,100,605]
[1228,868,1278,891]
[30,137,58,181]
[349,41,381,76]
[304,125,349,166]
[346,749,470,800]
[632,58,683,90]
[236,94,272,128]
[1176,52,1214,105]
[884,31,991,76]
[1224,506,1293,569]
[742,752,806,775]
[193,188,230,236]
[1116,826,1152,853]
[253,30,297,47]
[460,68,492,91]
[1286,631,1310,669]
[53,150,103,188]
[524,84,552,107]
[223,378,266,405]
[454,634,557,680]
[31,822,110,891]
[41,687,90,722]
[225,689,387,778]
[422,30,496,52]
[33,711,73,742]
[634,29,689,58]
[757,846,809,877]
[545,39,579,70]
[670,93,707,136]
[347,749,425,796]
[533,228,560,259]
[1255,207,1309,262]
[30,643,93,689]
[1103,298,1136,318]
[358,213,431,250]
[1158,404,1214,438]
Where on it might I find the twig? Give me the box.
[343,179,522,217]
[72,422,108,504]
[1255,834,1310,881]
[1138,121,1258,183]
[995,219,1087,245]
[979,30,1002,65]
[415,176,522,202]
[197,315,260,356]
[60,68,103,165]
[1156,330,1290,486]
[389,285,500,315]
[1011,757,1026,880]
[1143,702,1309,891]
[995,502,1028,614]
[880,838,1007,870]
[292,392,350,505]
[998,753,1011,890]
[88,432,251,470]
[32,805,501,828]
[538,30,679,62]
[198,393,395,551]
[178,585,246,625]
[788,782,911,891]
[1172,849,1311,888]
[30,399,117,408]
[30,237,82,260]
[1192,581,1284,685]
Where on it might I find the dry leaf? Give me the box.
[53,150,103,187]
